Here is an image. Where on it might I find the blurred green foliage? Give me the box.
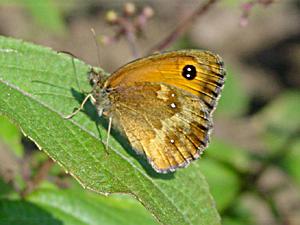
[281,139,300,187]
[0,115,23,157]
[0,183,158,225]
[198,158,240,212]
[255,91,300,154]
[0,0,66,33]
[216,69,250,117]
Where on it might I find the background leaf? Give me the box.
[0,177,13,198]
[26,186,158,225]
[281,139,300,188]
[0,115,23,157]
[206,140,253,173]
[0,183,158,225]
[216,69,249,117]
[0,0,66,34]
[198,159,240,212]
[254,91,300,153]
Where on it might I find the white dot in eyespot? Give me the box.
[170,139,175,144]
[187,67,192,72]
[171,93,175,97]
[186,74,191,78]
[170,103,176,108]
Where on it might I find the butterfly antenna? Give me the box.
[72,56,82,92]
[91,28,102,69]
[58,51,82,92]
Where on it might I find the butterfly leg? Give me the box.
[64,93,94,119]
[104,116,112,155]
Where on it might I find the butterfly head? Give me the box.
[88,69,112,117]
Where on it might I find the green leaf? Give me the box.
[0,36,220,225]
[216,69,249,117]
[0,115,23,157]
[254,91,300,153]
[0,0,66,34]
[206,139,253,173]
[0,177,13,198]
[0,186,157,225]
[257,91,300,132]
[281,138,300,188]
[21,0,66,34]
[222,217,248,225]
[26,187,158,225]
[0,199,63,225]
[198,159,240,212]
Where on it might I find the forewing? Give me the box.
[104,50,226,115]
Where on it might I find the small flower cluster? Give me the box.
[240,0,275,27]
[100,2,154,57]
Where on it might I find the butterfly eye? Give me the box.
[182,65,196,80]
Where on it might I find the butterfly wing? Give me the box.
[102,50,225,173]
[108,83,212,173]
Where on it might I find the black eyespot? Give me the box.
[182,65,196,80]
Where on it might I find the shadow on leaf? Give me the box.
[0,199,63,225]
[70,88,175,180]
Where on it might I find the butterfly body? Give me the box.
[89,50,225,173]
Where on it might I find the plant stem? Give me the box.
[21,158,54,197]
[148,0,220,53]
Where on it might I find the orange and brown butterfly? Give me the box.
[69,50,226,173]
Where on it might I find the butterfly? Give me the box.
[67,50,226,173]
